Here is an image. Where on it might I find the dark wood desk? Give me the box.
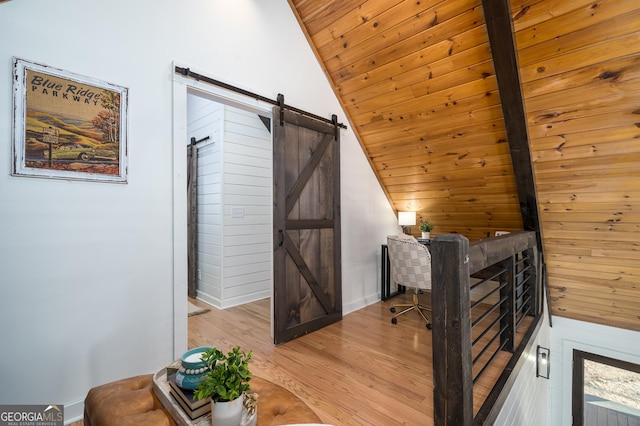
[381,239,430,300]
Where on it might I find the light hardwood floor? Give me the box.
[188,294,436,425]
[72,292,512,425]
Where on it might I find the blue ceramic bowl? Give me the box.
[175,346,213,390]
[181,346,212,369]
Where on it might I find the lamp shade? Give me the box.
[398,211,416,226]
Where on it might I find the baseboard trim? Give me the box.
[343,292,379,315]
[221,290,270,309]
[63,399,84,425]
[196,291,221,309]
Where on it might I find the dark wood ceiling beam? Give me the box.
[481,0,551,332]
[480,0,543,245]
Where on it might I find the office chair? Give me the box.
[386,234,432,329]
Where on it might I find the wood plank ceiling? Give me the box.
[287,0,640,332]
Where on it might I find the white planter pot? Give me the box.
[210,396,243,426]
[421,232,430,239]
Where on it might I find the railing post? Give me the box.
[528,245,541,316]
[500,256,516,353]
[431,234,473,425]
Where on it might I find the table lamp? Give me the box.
[398,211,416,235]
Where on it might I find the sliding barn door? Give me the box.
[273,106,342,345]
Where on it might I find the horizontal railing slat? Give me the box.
[467,231,536,274]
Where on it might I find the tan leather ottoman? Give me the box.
[250,376,322,425]
[84,374,175,426]
[86,373,322,425]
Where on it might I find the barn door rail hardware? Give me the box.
[190,136,210,146]
[175,66,346,131]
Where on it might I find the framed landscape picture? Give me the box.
[12,57,128,183]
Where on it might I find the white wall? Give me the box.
[0,1,398,423]
[494,303,551,425]
[549,317,640,426]
[493,309,640,426]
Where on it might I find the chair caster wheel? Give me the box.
[390,307,396,313]
[391,318,397,324]
[426,323,432,330]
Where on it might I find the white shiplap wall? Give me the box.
[220,106,271,308]
[493,309,551,426]
[492,290,552,426]
[189,98,271,309]
[188,94,223,306]
[195,141,223,304]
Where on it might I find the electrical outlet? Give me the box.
[197,269,201,279]
[231,207,245,218]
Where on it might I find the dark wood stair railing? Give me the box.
[430,232,543,425]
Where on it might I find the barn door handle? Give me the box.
[278,230,284,247]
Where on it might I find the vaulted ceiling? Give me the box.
[287,0,640,332]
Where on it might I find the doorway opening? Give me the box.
[186,92,273,311]
[172,74,276,358]
[572,349,640,425]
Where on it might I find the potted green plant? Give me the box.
[195,346,253,426]
[419,219,433,239]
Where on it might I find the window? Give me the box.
[572,350,640,425]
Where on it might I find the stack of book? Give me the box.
[167,373,211,420]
